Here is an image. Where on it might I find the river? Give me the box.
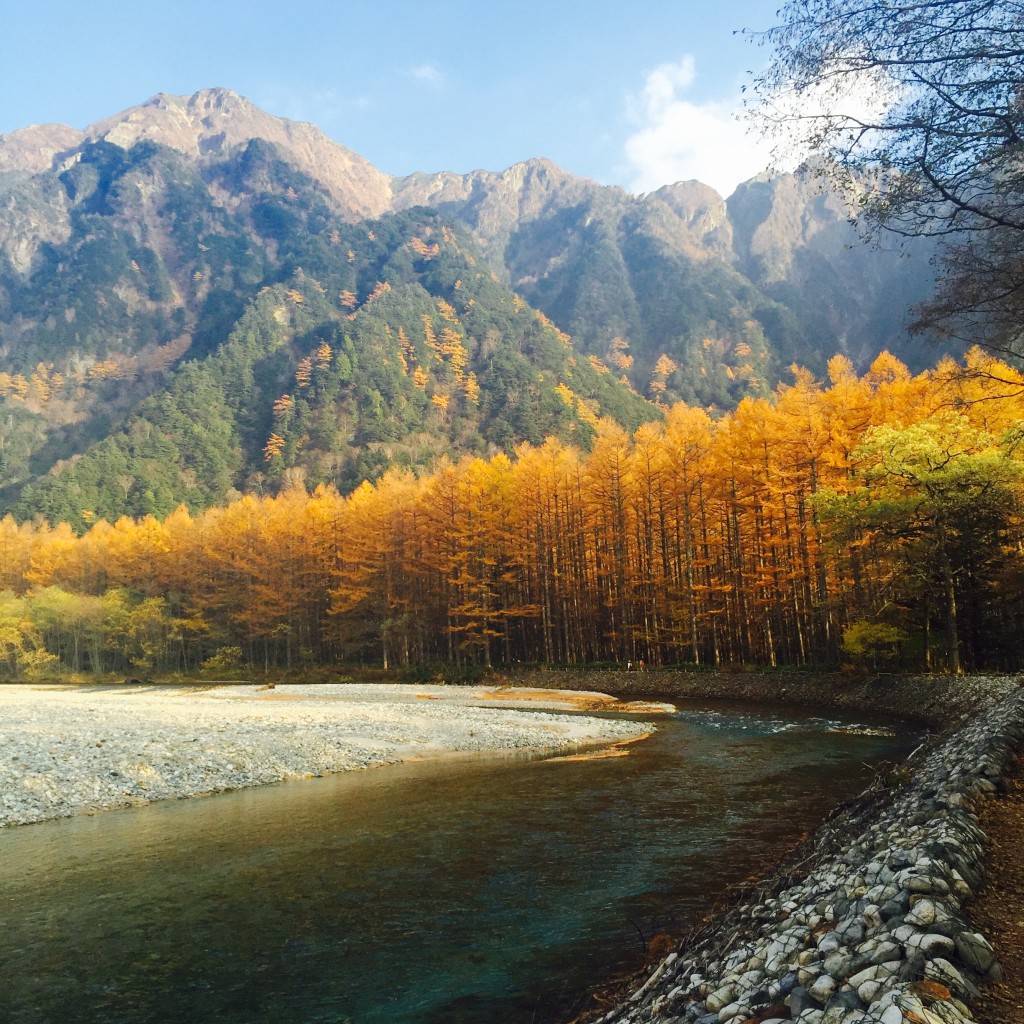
[0,699,918,1024]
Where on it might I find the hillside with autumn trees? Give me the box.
[3,201,654,524]
[1,350,1021,677]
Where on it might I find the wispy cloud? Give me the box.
[409,63,445,88]
[256,86,369,128]
[623,56,775,198]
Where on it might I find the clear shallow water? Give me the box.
[0,701,918,1024]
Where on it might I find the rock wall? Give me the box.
[525,675,1022,1024]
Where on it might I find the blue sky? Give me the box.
[0,1,783,197]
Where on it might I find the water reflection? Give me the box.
[0,701,917,1024]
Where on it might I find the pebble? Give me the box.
[705,985,735,1012]
[807,974,835,1002]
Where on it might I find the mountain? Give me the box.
[0,89,944,523]
[0,136,652,523]
[0,88,392,216]
[390,150,941,406]
[727,169,941,369]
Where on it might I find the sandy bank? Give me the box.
[0,683,657,829]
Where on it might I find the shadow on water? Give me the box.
[0,700,920,1024]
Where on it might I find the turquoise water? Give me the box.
[0,701,916,1024]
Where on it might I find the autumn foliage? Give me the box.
[2,351,1023,676]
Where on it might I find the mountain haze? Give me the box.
[0,89,944,523]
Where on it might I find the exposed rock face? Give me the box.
[644,180,733,259]
[0,173,74,274]
[0,123,84,175]
[395,169,733,264]
[727,168,855,283]
[393,157,612,264]
[0,125,83,273]
[0,89,393,219]
[84,88,394,218]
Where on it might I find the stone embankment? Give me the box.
[568,674,1024,1024]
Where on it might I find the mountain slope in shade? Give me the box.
[0,149,655,523]
[392,153,941,399]
[728,169,940,368]
[392,161,779,405]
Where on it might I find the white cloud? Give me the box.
[757,67,902,165]
[623,56,777,198]
[409,63,445,88]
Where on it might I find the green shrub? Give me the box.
[841,620,908,669]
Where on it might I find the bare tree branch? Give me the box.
[749,0,1024,359]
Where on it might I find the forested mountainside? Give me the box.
[0,89,943,522]
[4,351,1021,674]
[0,159,653,523]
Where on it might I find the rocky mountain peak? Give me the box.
[392,155,608,260]
[395,156,587,208]
[644,180,732,258]
[74,88,394,219]
[85,87,267,156]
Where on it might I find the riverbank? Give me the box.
[0,683,656,829]
[560,673,1024,1024]
[498,668,1023,727]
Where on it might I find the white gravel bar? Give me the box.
[0,683,656,828]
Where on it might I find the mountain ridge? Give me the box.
[0,88,946,523]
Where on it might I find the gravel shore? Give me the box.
[0,683,656,828]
